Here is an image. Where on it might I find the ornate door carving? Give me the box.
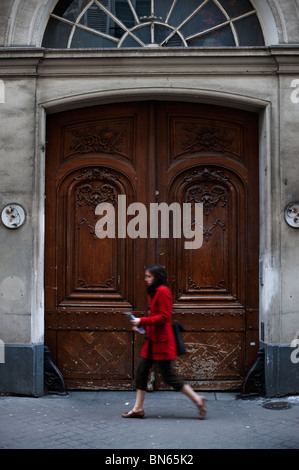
[45,101,259,390]
[45,102,149,389]
[155,102,259,389]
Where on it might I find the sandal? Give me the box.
[122,409,145,419]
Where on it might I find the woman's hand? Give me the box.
[131,318,141,327]
[131,318,141,333]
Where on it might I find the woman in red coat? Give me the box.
[122,265,206,419]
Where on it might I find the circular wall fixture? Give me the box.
[1,204,26,229]
[285,202,299,228]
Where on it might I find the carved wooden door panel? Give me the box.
[45,101,259,391]
[155,102,259,390]
[45,102,150,389]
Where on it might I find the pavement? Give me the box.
[0,390,299,452]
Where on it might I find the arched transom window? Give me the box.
[42,0,265,48]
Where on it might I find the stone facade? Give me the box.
[0,0,299,396]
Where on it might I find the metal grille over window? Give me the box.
[42,0,265,48]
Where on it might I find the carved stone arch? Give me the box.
[260,0,299,43]
[2,0,56,46]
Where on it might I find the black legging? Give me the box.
[135,357,185,392]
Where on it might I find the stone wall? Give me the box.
[0,0,299,396]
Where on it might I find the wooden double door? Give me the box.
[45,101,259,390]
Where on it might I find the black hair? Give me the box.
[145,264,168,295]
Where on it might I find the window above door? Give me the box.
[42,0,265,49]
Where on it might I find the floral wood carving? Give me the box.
[76,183,118,238]
[73,167,120,184]
[186,184,228,218]
[78,217,96,235]
[182,124,235,154]
[188,277,225,290]
[74,169,120,238]
[185,167,231,184]
[203,218,226,241]
[75,183,118,210]
[69,126,127,155]
[78,277,114,289]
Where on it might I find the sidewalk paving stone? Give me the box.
[0,391,298,450]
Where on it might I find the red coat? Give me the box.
[139,285,177,360]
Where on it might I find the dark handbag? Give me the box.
[172,322,186,356]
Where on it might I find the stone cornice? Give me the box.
[0,46,298,76]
